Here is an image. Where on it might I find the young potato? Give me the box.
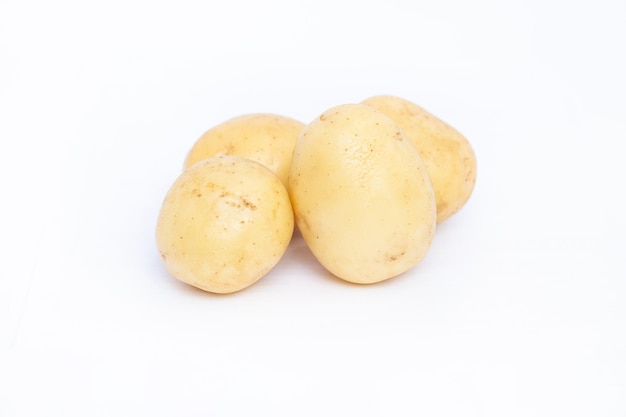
[184,114,304,187]
[156,156,294,294]
[362,95,477,223]
[288,104,436,284]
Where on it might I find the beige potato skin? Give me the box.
[156,156,294,294]
[362,95,477,223]
[184,114,304,187]
[288,104,436,284]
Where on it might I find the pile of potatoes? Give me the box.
[155,95,477,294]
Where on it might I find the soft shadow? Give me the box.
[278,234,350,286]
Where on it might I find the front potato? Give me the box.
[184,113,304,187]
[156,156,294,294]
[288,104,436,284]
[362,95,477,223]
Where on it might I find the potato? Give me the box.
[184,114,304,187]
[362,95,477,223]
[288,104,436,284]
[156,156,294,294]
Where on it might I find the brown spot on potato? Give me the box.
[387,251,405,262]
[241,197,257,210]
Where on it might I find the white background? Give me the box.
[1,0,625,415]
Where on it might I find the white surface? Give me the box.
[1,0,625,415]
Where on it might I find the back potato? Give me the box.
[362,95,477,223]
[184,114,304,187]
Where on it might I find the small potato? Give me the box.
[184,114,304,187]
[156,156,294,294]
[288,104,436,284]
[362,95,477,223]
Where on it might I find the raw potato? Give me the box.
[156,156,294,294]
[184,114,304,187]
[362,95,477,223]
[288,104,436,284]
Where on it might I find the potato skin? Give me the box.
[288,104,436,284]
[362,95,477,223]
[156,156,294,294]
[184,114,304,187]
